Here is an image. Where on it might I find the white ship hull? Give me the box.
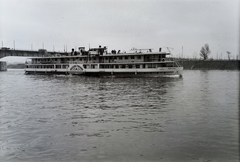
[25,64,183,77]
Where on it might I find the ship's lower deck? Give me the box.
[25,66,183,77]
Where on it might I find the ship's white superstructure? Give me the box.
[25,46,183,77]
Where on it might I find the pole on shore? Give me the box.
[182,46,183,66]
[13,40,15,50]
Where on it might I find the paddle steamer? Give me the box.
[25,46,183,77]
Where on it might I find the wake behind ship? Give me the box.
[25,46,183,77]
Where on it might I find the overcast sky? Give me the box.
[0,0,239,63]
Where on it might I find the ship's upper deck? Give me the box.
[29,47,171,59]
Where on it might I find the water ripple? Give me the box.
[0,70,239,162]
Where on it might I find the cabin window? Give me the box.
[119,56,122,60]
[131,56,134,59]
[115,65,119,68]
[136,65,140,68]
[125,56,128,59]
[137,56,141,59]
[129,65,132,68]
[122,65,126,68]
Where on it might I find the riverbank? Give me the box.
[179,60,240,70]
[7,63,25,69]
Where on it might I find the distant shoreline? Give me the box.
[7,63,25,69]
[6,60,240,70]
[179,60,239,70]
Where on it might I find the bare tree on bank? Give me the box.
[200,44,211,60]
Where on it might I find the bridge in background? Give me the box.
[0,48,69,71]
[0,48,67,59]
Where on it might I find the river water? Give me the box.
[0,69,239,162]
